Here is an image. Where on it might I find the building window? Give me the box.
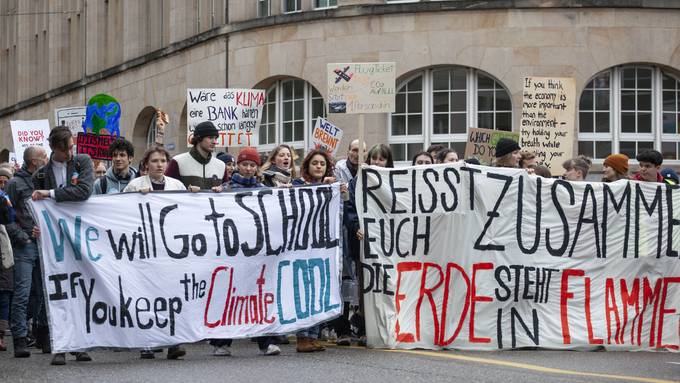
[282,0,302,13]
[578,65,680,162]
[258,0,270,17]
[259,79,326,160]
[315,0,337,8]
[389,67,513,164]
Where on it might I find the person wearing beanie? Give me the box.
[602,153,629,182]
[165,121,228,192]
[661,168,679,186]
[0,167,12,190]
[216,152,235,180]
[632,150,664,183]
[494,138,522,168]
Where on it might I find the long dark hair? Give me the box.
[300,149,335,183]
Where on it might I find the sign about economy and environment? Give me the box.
[30,185,343,351]
[358,163,680,351]
[10,119,52,166]
[186,88,265,147]
[312,117,343,156]
[54,106,87,137]
[327,62,396,114]
[464,128,521,165]
[520,77,576,175]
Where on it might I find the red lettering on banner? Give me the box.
[604,278,621,344]
[394,262,421,343]
[641,278,662,347]
[584,277,603,345]
[619,278,640,345]
[439,263,471,346]
[469,262,493,344]
[416,263,443,343]
[657,277,680,350]
[560,268,584,344]
[204,266,230,328]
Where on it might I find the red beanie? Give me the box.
[237,147,261,166]
[604,153,629,174]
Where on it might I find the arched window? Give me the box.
[578,65,680,162]
[258,78,325,160]
[389,67,512,164]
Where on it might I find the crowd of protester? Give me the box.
[0,121,677,365]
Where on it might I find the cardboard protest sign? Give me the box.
[10,120,52,165]
[464,128,520,165]
[76,132,122,160]
[84,94,121,137]
[186,89,265,147]
[312,117,343,156]
[327,62,396,114]
[54,107,86,137]
[30,184,343,351]
[520,77,576,175]
[358,164,680,351]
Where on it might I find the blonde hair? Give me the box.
[260,144,298,178]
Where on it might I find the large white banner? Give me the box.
[30,185,343,352]
[358,164,680,351]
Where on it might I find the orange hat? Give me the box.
[604,154,629,175]
[237,147,261,166]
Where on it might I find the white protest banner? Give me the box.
[10,120,52,165]
[312,117,343,156]
[327,62,396,114]
[358,163,680,351]
[186,89,265,147]
[520,77,576,175]
[30,185,342,351]
[54,106,86,137]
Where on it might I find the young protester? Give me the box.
[122,147,186,360]
[124,147,186,193]
[562,155,592,181]
[216,152,235,180]
[436,148,459,164]
[632,150,664,183]
[291,149,348,352]
[165,121,228,192]
[0,181,14,351]
[426,144,445,163]
[31,126,95,366]
[493,138,522,168]
[93,138,138,194]
[412,151,433,166]
[261,144,297,187]
[529,164,552,178]
[519,151,537,169]
[0,167,11,190]
[602,153,629,182]
[212,147,281,357]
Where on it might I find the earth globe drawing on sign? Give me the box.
[83,94,121,137]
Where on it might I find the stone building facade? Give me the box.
[1,0,679,170]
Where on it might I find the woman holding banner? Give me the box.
[493,138,522,168]
[291,149,348,352]
[261,144,297,188]
[602,154,630,182]
[123,147,186,193]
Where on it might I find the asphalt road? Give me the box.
[1,339,678,383]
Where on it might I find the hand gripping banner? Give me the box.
[358,163,680,351]
[30,185,342,352]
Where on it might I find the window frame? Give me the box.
[258,79,326,157]
[257,0,270,17]
[577,65,680,164]
[282,0,302,14]
[388,67,514,165]
[314,0,338,10]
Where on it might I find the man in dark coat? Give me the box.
[31,126,94,365]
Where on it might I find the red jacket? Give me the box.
[632,172,664,183]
